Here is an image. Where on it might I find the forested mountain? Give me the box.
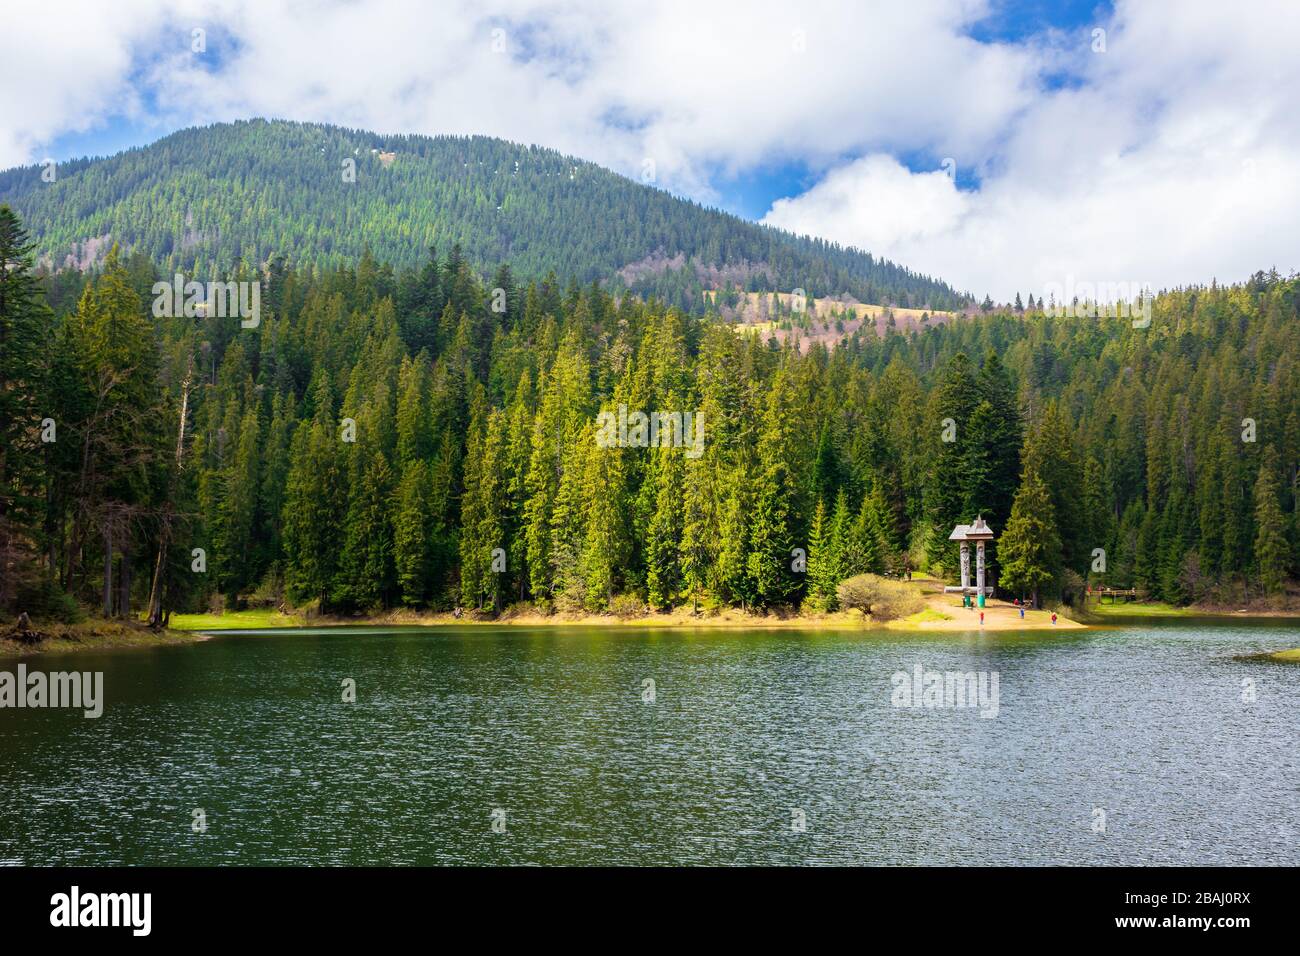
[2,203,1297,624]
[0,119,967,312]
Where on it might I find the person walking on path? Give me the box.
[1050,612,1057,625]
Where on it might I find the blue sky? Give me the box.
[30,0,1110,221]
[1,0,1294,299]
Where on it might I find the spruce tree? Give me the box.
[645,449,684,609]
[335,449,396,610]
[0,206,51,610]
[925,352,978,570]
[805,497,840,611]
[999,470,1061,608]
[1253,450,1288,595]
[394,459,432,606]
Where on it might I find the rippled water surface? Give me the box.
[1,620,1297,865]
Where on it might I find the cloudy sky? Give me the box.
[2,0,1296,299]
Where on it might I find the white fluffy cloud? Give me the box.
[2,0,1297,298]
[763,1,1300,299]
[1,1,1035,188]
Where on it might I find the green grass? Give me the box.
[1084,600,1191,617]
[1,619,198,656]
[167,608,302,631]
[902,608,952,624]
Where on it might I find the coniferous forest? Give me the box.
[0,119,967,314]
[1,201,1297,624]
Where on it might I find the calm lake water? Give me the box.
[1,620,1297,866]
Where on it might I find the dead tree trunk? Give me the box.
[148,357,193,628]
[119,544,131,619]
[102,526,114,618]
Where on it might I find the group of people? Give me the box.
[972,597,1056,626]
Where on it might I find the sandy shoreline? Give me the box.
[11,580,1300,656]
[194,584,1088,633]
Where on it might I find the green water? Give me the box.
[1,621,1297,865]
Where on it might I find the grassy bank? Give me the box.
[171,606,880,631]
[1082,598,1300,621]
[167,608,305,631]
[169,579,1087,634]
[0,618,198,657]
[1083,600,1192,618]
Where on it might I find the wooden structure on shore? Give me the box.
[1093,587,1139,603]
[944,516,996,607]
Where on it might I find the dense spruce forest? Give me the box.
[0,203,1297,623]
[0,119,967,313]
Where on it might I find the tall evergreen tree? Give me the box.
[0,206,51,610]
[999,470,1061,608]
[1253,449,1288,595]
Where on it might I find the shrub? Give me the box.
[249,571,284,608]
[1059,568,1085,607]
[15,578,83,624]
[836,574,923,622]
[553,589,586,615]
[802,592,834,614]
[609,593,647,619]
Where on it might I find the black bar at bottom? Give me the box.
[0,865,1287,942]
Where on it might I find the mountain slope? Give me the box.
[0,119,968,309]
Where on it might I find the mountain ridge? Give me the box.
[0,118,969,311]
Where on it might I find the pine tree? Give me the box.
[335,449,396,609]
[549,421,591,610]
[1081,455,1113,584]
[396,354,434,464]
[925,352,978,570]
[215,406,260,602]
[259,390,297,577]
[1134,502,1161,597]
[645,449,684,609]
[581,424,629,610]
[999,470,1061,608]
[282,378,344,606]
[843,486,884,576]
[1253,450,1288,595]
[1022,401,1083,571]
[473,409,509,611]
[503,371,535,603]
[747,460,796,606]
[805,497,840,611]
[973,350,1022,531]
[394,459,432,606]
[679,448,721,613]
[716,466,753,608]
[0,206,51,610]
[828,488,854,577]
[64,246,165,616]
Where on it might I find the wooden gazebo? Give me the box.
[943,515,996,607]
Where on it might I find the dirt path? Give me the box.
[891,578,1086,631]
